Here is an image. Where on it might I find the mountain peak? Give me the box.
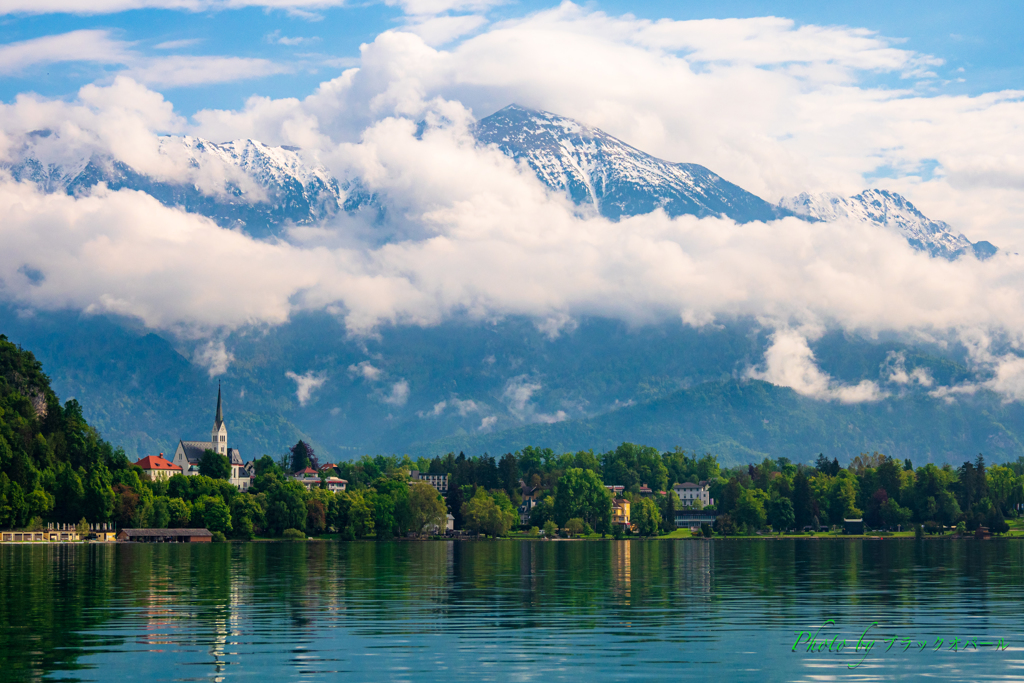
[779,189,995,260]
[475,105,787,223]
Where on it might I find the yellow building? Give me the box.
[612,498,631,529]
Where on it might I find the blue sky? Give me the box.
[1,1,1023,115]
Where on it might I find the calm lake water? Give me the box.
[2,539,1023,682]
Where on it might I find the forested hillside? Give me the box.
[0,334,136,528]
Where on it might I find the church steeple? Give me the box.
[211,383,227,456]
[215,382,223,430]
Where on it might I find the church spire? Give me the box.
[215,382,223,429]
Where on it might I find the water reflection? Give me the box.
[1,540,1022,681]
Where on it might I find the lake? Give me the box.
[1,539,1023,681]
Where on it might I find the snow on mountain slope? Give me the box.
[3,110,997,262]
[474,104,789,223]
[5,133,345,238]
[779,189,997,260]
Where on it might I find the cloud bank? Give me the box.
[4,5,1024,404]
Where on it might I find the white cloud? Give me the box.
[746,329,888,404]
[348,361,382,381]
[478,415,497,431]
[9,7,1024,406]
[501,375,568,422]
[380,379,410,406]
[404,15,487,47]
[126,55,291,87]
[419,396,480,417]
[154,38,203,50]
[0,30,133,73]
[0,30,288,88]
[286,369,327,405]
[0,0,348,15]
[385,0,504,15]
[194,339,234,376]
[266,30,321,46]
[882,350,934,387]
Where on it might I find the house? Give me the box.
[519,479,543,500]
[674,509,718,528]
[3,522,79,543]
[518,498,538,526]
[843,519,864,535]
[170,385,249,491]
[291,468,347,492]
[118,528,213,543]
[410,470,449,493]
[611,498,631,529]
[672,481,714,508]
[605,485,625,496]
[638,484,653,496]
[447,513,455,532]
[135,454,182,481]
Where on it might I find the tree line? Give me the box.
[4,334,1024,539]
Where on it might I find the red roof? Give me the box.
[295,467,318,476]
[135,455,182,472]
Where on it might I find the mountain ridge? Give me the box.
[4,105,993,260]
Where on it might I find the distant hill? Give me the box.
[412,379,1024,467]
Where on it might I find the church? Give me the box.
[171,385,250,491]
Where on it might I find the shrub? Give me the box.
[700,523,712,538]
[283,528,306,541]
[211,531,227,543]
[566,518,585,537]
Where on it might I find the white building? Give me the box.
[292,468,347,492]
[672,481,714,508]
[410,471,448,493]
[171,385,249,491]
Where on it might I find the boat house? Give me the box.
[117,528,213,543]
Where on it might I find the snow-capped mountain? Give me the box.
[4,109,996,260]
[474,104,789,223]
[780,189,997,260]
[6,133,345,238]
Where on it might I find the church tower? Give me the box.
[211,383,227,456]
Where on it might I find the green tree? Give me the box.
[168,497,191,527]
[735,488,769,530]
[199,449,230,480]
[880,498,913,529]
[201,496,232,534]
[565,518,585,537]
[290,440,315,473]
[714,513,736,536]
[348,491,375,538]
[409,481,448,534]
[601,443,669,492]
[792,470,814,528]
[230,495,264,539]
[542,519,557,537]
[631,497,661,536]
[767,495,795,532]
[253,455,285,478]
[306,499,327,534]
[553,468,612,531]
[462,488,517,537]
[149,497,171,528]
